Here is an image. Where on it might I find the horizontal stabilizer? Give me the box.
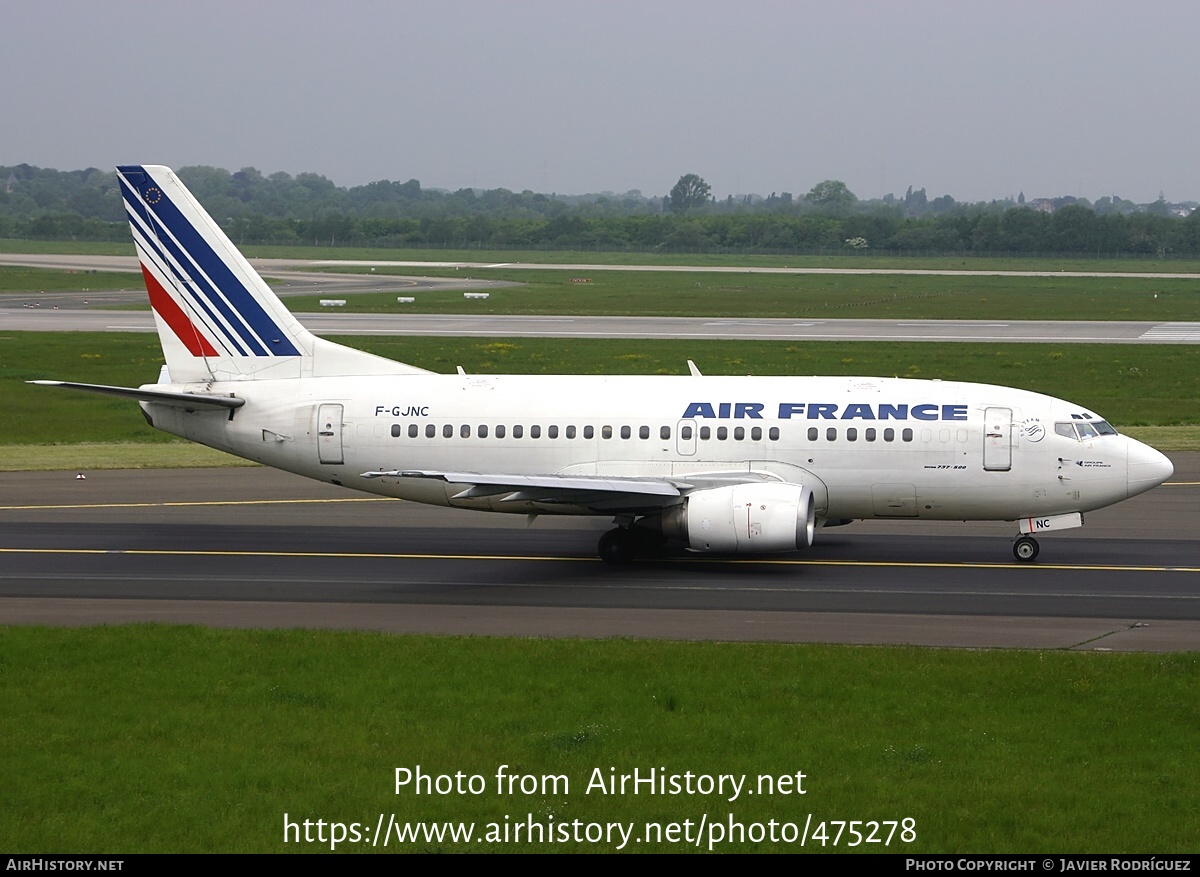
[28,380,244,410]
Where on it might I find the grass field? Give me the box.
[286,266,1200,321]
[1,626,1195,853]
[0,265,143,293]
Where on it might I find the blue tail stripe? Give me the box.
[117,175,264,355]
[117,175,270,356]
[121,194,250,355]
[118,169,300,357]
[125,206,248,357]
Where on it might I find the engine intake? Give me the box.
[662,482,815,553]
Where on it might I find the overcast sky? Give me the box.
[3,1,1197,203]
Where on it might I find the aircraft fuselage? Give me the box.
[142,372,1166,524]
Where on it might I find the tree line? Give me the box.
[2,163,1199,257]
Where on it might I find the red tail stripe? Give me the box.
[140,263,218,357]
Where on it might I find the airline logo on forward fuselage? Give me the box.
[682,402,969,421]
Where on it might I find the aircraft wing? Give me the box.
[361,468,781,514]
[28,380,244,410]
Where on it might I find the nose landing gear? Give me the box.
[1013,535,1040,562]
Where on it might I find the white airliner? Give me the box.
[35,165,1174,563]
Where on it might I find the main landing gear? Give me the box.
[1012,535,1040,562]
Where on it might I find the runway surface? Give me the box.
[2,457,1197,651]
[9,307,1200,344]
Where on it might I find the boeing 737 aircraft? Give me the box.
[34,165,1174,563]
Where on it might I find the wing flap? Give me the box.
[364,470,686,496]
[362,469,685,514]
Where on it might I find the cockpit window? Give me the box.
[1055,420,1119,441]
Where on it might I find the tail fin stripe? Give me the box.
[139,263,219,357]
[119,174,259,355]
[141,189,296,355]
[118,174,267,356]
[117,168,300,357]
[126,207,249,356]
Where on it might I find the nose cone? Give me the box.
[1127,438,1174,498]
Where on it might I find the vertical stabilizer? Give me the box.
[117,165,427,382]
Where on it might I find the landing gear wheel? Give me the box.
[1013,535,1040,562]
[598,528,637,564]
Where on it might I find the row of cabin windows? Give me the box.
[391,423,784,441]
[812,426,914,443]
[387,423,916,443]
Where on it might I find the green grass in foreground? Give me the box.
[0,441,255,471]
[1,626,1195,852]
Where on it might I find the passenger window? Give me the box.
[847,428,857,442]
[902,428,914,442]
[807,427,818,441]
[531,425,541,439]
[477,425,488,438]
[751,427,762,441]
[425,424,436,438]
[548,425,559,439]
[717,427,728,441]
[566,425,576,439]
[496,425,506,439]
[513,425,524,439]
[602,426,613,439]
[620,426,631,439]
[660,426,671,440]
[391,424,401,438]
[639,425,650,440]
[460,424,470,439]
[584,426,594,439]
[700,426,711,440]
[408,424,418,438]
[884,428,895,442]
[866,428,876,442]
[443,424,453,439]
[681,426,693,440]
[734,427,745,441]
[826,427,837,441]
[769,427,780,441]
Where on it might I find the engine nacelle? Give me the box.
[661,482,815,553]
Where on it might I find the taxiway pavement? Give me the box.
[1,456,1196,651]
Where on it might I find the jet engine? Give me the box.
[661,482,815,553]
